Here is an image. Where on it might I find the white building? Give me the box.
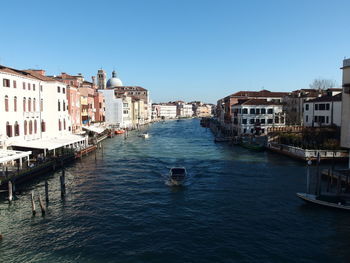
[231,99,285,135]
[157,104,177,119]
[303,93,342,127]
[0,67,73,146]
[177,103,193,118]
[99,90,132,128]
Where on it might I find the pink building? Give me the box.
[94,91,105,122]
[67,86,81,133]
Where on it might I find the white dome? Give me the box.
[107,70,123,88]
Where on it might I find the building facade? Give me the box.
[341,58,350,149]
[231,99,285,135]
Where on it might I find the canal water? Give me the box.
[1,119,350,263]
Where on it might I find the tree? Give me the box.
[309,78,337,90]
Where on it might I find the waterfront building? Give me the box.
[94,91,105,123]
[341,59,350,150]
[217,90,289,132]
[106,70,151,123]
[176,101,193,118]
[303,91,342,127]
[67,86,82,133]
[283,89,321,125]
[152,104,177,119]
[231,99,286,135]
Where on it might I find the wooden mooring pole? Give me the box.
[60,169,66,197]
[38,193,46,216]
[8,181,13,202]
[31,191,36,216]
[45,181,49,203]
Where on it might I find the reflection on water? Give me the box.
[1,119,350,263]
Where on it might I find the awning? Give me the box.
[82,126,106,134]
[11,135,87,151]
[0,149,32,164]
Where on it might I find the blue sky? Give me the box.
[0,0,349,103]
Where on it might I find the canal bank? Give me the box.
[1,119,350,263]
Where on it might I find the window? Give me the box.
[29,120,33,134]
[58,119,62,131]
[250,109,255,114]
[23,82,26,90]
[267,109,273,114]
[326,116,329,123]
[305,104,309,111]
[63,101,65,111]
[24,120,27,135]
[123,110,128,114]
[40,99,43,112]
[250,119,255,124]
[28,83,31,90]
[64,119,66,130]
[58,100,61,111]
[319,104,325,110]
[260,119,265,124]
[275,117,279,123]
[62,87,65,94]
[41,120,46,132]
[243,128,246,133]
[256,109,260,114]
[6,122,12,137]
[251,129,254,134]
[23,97,26,112]
[315,104,319,110]
[40,85,43,92]
[33,84,35,91]
[242,108,248,114]
[306,115,308,122]
[123,103,128,107]
[268,119,273,124]
[326,104,330,110]
[28,98,31,112]
[57,86,61,93]
[13,80,17,88]
[3,79,10,87]
[281,116,284,123]
[14,122,19,136]
[14,96,17,112]
[33,98,36,112]
[242,119,247,124]
[261,108,266,114]
[4,95,9,112]
[99,102,102,108]
[34,120,37,134]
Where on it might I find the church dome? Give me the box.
[107,70,123,88]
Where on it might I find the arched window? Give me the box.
[34,120,37,134]
[63,101,66,111]
[58,100,61,111]
[29,120,33,134]
[24,120,27,135]
[41,120,46,132]
[28,98,31,112]
[63,119,66,130]
[33,98,36,112]
[6,122,12,137]
[14,121,19,136]
[23,97,26,112]
[5,95,9,112]
[40,99,43,112]
[58,119,62,131]
[14,96,17,112]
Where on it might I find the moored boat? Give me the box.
[138,133,149,139]
[296,193,350,210]
[169,167,187,186]
[115,129,125,135]
[239,141,265,151]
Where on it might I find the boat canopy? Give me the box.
[82,126,106,134]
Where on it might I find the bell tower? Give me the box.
[97,69,107,90]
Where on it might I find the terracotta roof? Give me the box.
[0,65,37,80]
[307,93,342,103]
[114,86,147,91]
[23,70,59,82]
[229,90,289,98]
[234,99,282,106]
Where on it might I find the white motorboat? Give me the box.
[169,167,187,185]
[138,133,149,139]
